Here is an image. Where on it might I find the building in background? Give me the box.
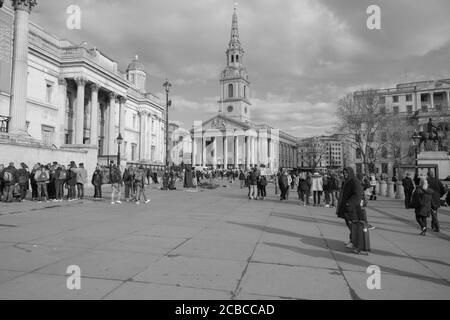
[191,7,297,171]
[350,79,450,177]
[297,134,345,171]
[168,122,192,166]
[0,3,166,175]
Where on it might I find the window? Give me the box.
[382,163,388,174]
[228,84,233,98]
[151,146,156,162]
[393,106,399,114]
[406,94,412,102]
[41,125,55,145]
[231,55,234,63]
[407,105,413,114]
[46,81,54,104]
[381,147,388,158]
[236,55,239,62]
[227,105,234,113]
[379,96,386,104]
[356,148,362,159]
[436,104,442,111]
[393,96,399,103]
[131,144,137,161]
[422,105,428,113]
[421,94,428,102]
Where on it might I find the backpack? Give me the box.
[38,171,49,182]
[59,170,67,180]
[3,171,13,183]
[18,173,28,185]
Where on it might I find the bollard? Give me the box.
[379,180,386,197]
[375,182,380,195]
[396,181,405,200]
[387,181,395,198]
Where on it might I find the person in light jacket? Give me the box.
[311,172,323,206]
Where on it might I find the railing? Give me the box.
[0,115,10,133]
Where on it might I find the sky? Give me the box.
[16,0,450,138]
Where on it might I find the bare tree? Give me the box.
[336,90,392,174]
[299,137,328,171]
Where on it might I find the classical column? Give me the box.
[234,136,239,168]
[139,110,147,161]
[74,77,87,145]
[192,137,197,166]
[146,114,151,160]
[8,0,37,135]
[89,83,100,146]
[213,137,217,168]
[430,92,434,109]
[119,97,127,135]
[246,136,250,168]
[447,91,450,109]
[223,135,228,169]
[202,137,207,166]
[57,77,67,145]
[108,92,118,155]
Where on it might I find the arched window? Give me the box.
[244,86,246,99]
[228,84,233,98]
[231,55,234,63]
[236,55,239,62]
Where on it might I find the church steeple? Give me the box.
[219,7,251,123]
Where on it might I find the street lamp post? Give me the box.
[116,133,123,166]
[412,131,421,176]
[163,80,172,169]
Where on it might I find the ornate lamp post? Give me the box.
[412,131,421,176]
[116,133,123,166]
[163,80,172,168]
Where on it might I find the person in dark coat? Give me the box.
[16,163,30,201]
[184,166,194,188]
[402,173,414,209]
[279,169,290,201]
[92,165,103,199]
[426,171,445,232]
[239,170,246,189]
[410,176,432,236]
[248,168,258,200]
[336,167,363,249]
[67,162,78,201]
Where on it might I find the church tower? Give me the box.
[218,7,251,123]
[126,55,147,92]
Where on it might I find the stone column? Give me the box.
[213,137,217,168]
[57,77,67,146]
[202,137,207,166]
[139,110,147,161]
[246,136,250,168]
[119,97,127,135]
[224,135,228,169]
[379,180,386,196]
[89,83,100,146]
[234,136,239,168]
[447,91,450,109]
[74,76,87,145]
[108,92,118,155]
[8,1,37,135]
[192,137,197,166]
[430,92,434,110]
[387,181,395,198]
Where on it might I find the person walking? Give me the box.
[402,173,414,209]
[311,172,323,206]
[259,175,267,200]
[298,172,310,206]
[110,163,123,204]
[369,173,377,201]
[92,165,103,199]
[134,166,150,204]
[16,163,30,202]
[426,171,445,233]
[329,172,339,207]
[336,167,363,250]
[239,169,246,189]
[410,176,432,236]
[123,166,135,201]
[279,169,289,201]
[248,168,258,200]
[30,163,39,201]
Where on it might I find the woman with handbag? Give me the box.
[336,167,363,250]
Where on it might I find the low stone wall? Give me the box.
[0,137,98,179]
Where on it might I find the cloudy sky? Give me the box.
[22,0,450,137]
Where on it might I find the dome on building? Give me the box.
[126,55,145,72]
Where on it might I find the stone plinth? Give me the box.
[378,180,386,196]
[396,182,405,200]
[417,151,450,179]
[387,181,395,198]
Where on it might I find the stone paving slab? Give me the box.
[133,255,246,292]
[0,273,122,300]
[104,282,231,300]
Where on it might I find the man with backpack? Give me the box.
[54,165,67,202]
[134,165,150,205]
[2,162,17,202]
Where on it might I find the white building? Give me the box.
[0,2,166,175]
[191,8,297,171]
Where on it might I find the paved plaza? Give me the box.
[0,182,449,300]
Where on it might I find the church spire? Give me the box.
[229,6,241,49]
